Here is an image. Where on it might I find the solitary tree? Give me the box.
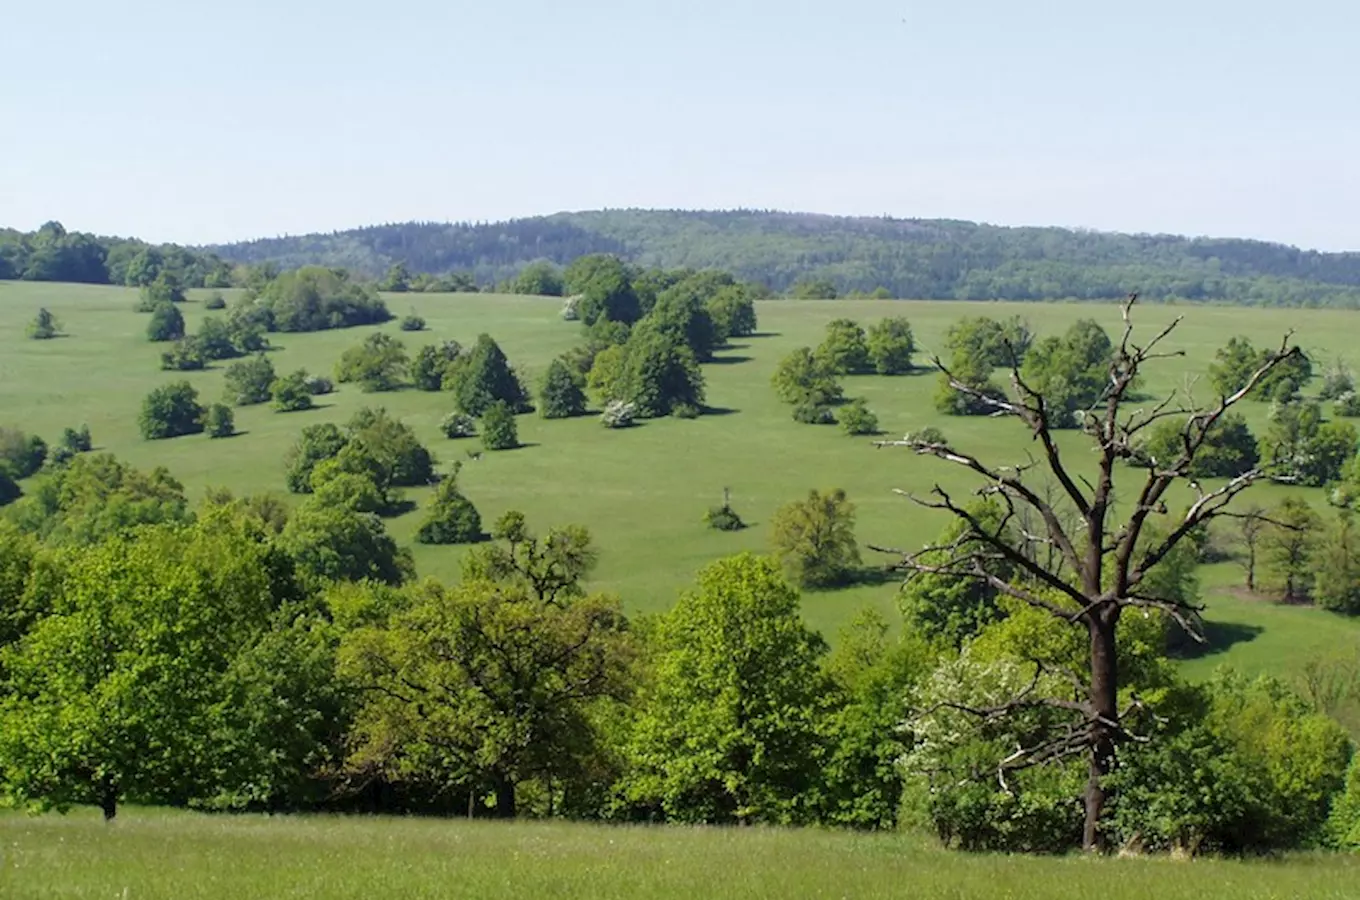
[480,401,519,451]
[866,317,915,374]
[539,358,587,419]
[1261,496,1319,604]
[770,488,861,588]
[1236,502,1268,592]
[27,307,61,340]
[875,297,1298,851]
[138,381,205,440]
[146,302,186,342]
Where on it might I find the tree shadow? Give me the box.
[852,565,901,588]
[747,331,780,339]
[707,355,753,366]
[701,406,740,417]
[383,498,419,517]
[219,430,249,439]
[1171,620,1265,661]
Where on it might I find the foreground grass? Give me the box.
[2,808,1358,900]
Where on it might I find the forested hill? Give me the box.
[208,210,1360,307]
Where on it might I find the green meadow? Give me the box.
[3,807,1358,900]
[2,280,1359,662]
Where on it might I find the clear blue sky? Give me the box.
[3,0,1357,249]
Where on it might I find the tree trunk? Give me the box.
[99,779,118,823]
[1245,545,1256,592]
[493,775,516,819]
[1083,613,1119,852]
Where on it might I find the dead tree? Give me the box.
[875,295,1297,852]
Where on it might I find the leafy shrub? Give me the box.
[907,425,949,445]
[792,402,836,425]
[204,403,235,438]
[60,425,92,454]
[816,319,872,374]
[258,266,391,332]
[672,402,701,420]
[867,317,915,374]
[837,398,879,435]
[160,337,205,371]
[480,401,519,451]
[1335,392,1360,418]
[271,370,315,412]
[561,296,581,321]
[335,333,408,392]
[27,308,60,339]
[146,302,186,342]
[139,381,205,440]
[140,271,186,307]
[0,428,48,479]
[305,374,334,395]
[399,313,426,332]
[410,341,461,391]
[415,471,484,544]
[223,354,277,406]
[440,412,477,439]
[204,291,227,310]
[0,470,19,507]
[539,358,587,419]
[284,423,349,493]
[194,317,242,361]
[704,503,746,531]
[601,400,637,428]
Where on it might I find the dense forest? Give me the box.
[209,210,1360,307]
[0,221,232,288]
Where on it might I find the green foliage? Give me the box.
[279,500,410,586]
[0,517,310,817]
[1319,361,1355,402]
[1328,753,1360,850]
[480,401,519,451]
[772,347,843,408]
[310,463,386,515]
[866,317,915,374]
[341,517,628,817]
[623,553,827,824]
[440,412,477,439]
[946,316,1033,368]
[899,502,1014,648]
[1261,496,1320,602]
[1110,672,1352,854]
[60,424,92,455]
[1335,392,1360,418]
[204,291,227,310]
[703,493,746,532]
[0,471,19,507]
[194,316,244,360]
[258,266,391,332]
[790,277,838,299]
[513,260,565,296]
[159,337,205,371]
[138,381,205,440]
[271,369,315,412]
[837,398,879,436]
[335,332,408,392]
[146,302,186,342]
[26,307,60,339]
[1018,318,1113,426]
[283,423,350,493]
[600,400,636,428]
[705,285,757,340]
[1313,511,1360,614]
[539,358,588,419]
[770,488,860,588]
[816,319,871,374]
[446,333,531,415]
[1,453,189,545]
[0,428,49,479]
[142,271,187,306]
[399,313,426,332]
[564,254,639,326]
[416,469,483,545]
[615,328,706,418]
[586,345,627,403]
[204,403,235,438]
[1136,413,1260,478]
[379,262,411,292]
[409,341,461,391]
[1260,401,1357,486]
[645,275,722,361]
[223,354,277,406]
[792,402,836,425]
[1210,337,1313,402]
[345,407,437,487]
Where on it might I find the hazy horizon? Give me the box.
[4,0,1356,251]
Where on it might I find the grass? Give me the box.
[3,807,1359,899]
[2,281,1359,641]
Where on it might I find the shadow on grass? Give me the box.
[701,406,740,417]
[747,331,780,339]
[707,355,753,365]
[383,498,419,517]
[1171,620,1265,661]
[800,566,902,593]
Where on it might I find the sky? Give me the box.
[2,0,1357,250]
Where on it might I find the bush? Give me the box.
[513,260,566,297]
[410,341,462,391]
[399,313,426,332]
[867,317,915,374]
[194,317,242,361]
[415,471,484,544]
[27,307,61,340]
[204,403,235,438]
[704,501,746,531]
[0,470,19,507]
[335,333,408,392]
[284,423,349,493]
[0,428,48,479]
[140,271,186,307]
[601,400,637,428]
[561,296,581,321]
[139,381,205,440]
[259,266,391,332]
[793,402,836,425]
[907,425,949,446]
[204,291,227,310]
[672,402,701,420]
[440,412,477,439]
[539,358,587,419]
[771,488,860,588]
[837,398,879,435]
[160,337,205,371]
[271,370,315,412]
[446,333,531,415]
[816,319,871,374]
[480,401,519,451]
[146,302,186,342]
[223,354,277,406]
[60,424,92,454]
[1335,392,1360,418]
[305,374,334,395]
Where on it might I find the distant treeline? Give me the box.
[0,221,233,288]
[208,209,1360,307]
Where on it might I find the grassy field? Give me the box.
[2,281,1359,646]
[3,807,1358,900]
